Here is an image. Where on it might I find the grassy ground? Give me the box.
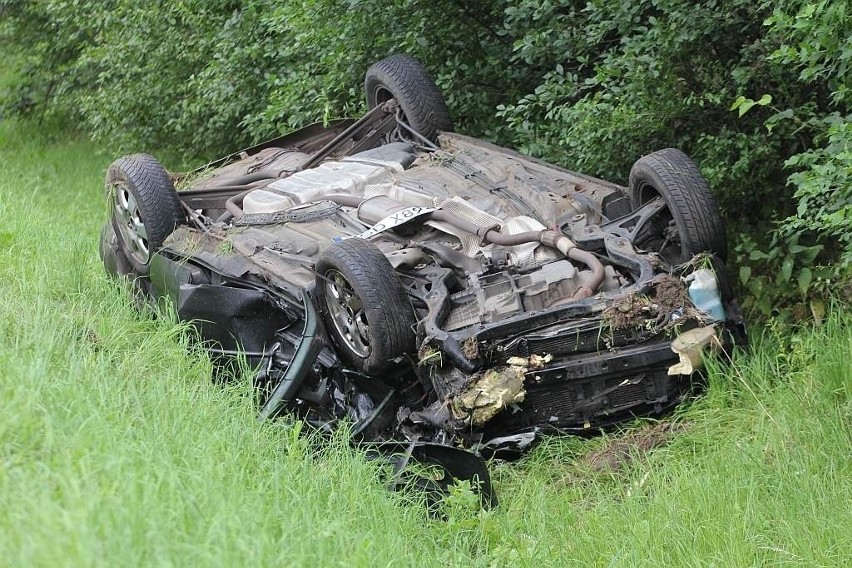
[0,116,849,567]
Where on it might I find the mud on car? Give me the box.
[100,55,746,505]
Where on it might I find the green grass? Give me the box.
[0,116,850,567]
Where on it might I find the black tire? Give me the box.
[315,238,417,376]
[106,153,184,275]
[365,54,452,143]
[629,148,727,264]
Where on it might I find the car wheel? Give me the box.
[315,238,417,376]
[629,148,727,264]
[106,153,184,275]
[365,54,453,143]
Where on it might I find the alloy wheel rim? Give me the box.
[324,269,371,358]
[112,181,150,265]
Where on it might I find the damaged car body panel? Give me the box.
[100,55,745,505]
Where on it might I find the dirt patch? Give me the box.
[461,336,480,359]
[652,274,691,313]
[604,274,704,333]
[581,421,689,472]
[604,293,655,332]
[417,343,442,367]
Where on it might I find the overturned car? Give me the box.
[100,55,745,505]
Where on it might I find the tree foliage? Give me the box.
[1,0,848,318]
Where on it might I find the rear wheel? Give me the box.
[629,148,726,264]
[315,238,416,376]
[365,54,452,143]
[106,153,184,275]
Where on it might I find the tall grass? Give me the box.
[1,117,849,567]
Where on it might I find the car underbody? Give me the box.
[100,55,746,505]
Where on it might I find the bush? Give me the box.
[1,0,848,319]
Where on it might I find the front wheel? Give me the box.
[629,148,726,264]
[106,153,184,275]
[315,238,416,376]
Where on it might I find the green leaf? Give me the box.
[809,299,826,324]
[801,245,823,264]
[797,267,813,294]
[756,94,772,106]
[779,257,795,284]
[739,265,751,284]
[730,95,747,110]
[738,99,756,116]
